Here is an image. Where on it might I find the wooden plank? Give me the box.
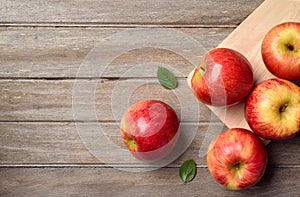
[0,122,97,164]
[0,0,263,25]
[0,122,223,165]
[188,0,300,132]
[0,79,219,122]
[1,122,299,166]
[0,27,232,78]
[0,167,299,196]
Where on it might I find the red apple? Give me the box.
[207,128,268,190]
[120,100,180,162]
[261,22,300,80]
[191,48,254,106]
[245,78,300,140]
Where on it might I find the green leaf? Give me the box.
[179,159,197,184]
[157,67,177,90]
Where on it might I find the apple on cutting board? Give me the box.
[261,22,300,80]
[190,48,254,106]
[245,78,300,140]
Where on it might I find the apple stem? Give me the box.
[199,64,206,75]
[279,103,288,113]
[233,163,240,171]
[286,43,294,51]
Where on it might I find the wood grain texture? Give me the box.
[1,121,299,166]
[0,27,232,78]
[0,0,263,25]
[1,167,299,197]
[0,122,222,165]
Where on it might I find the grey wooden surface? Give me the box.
[1,0,300,196]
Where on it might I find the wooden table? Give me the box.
[1,0,299,196]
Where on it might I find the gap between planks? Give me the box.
[0,163,205,168]
[0,120,221,124]
[1,163,299,168]
[0,22,238,28]
[0,77,185,81]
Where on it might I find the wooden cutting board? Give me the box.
[188,0,300,142]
